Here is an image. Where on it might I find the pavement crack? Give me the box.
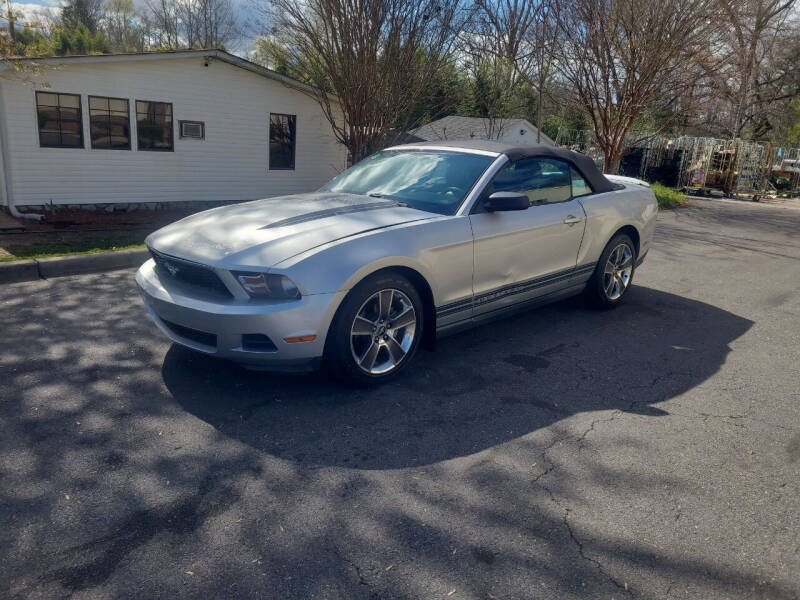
[332,546,372,589]
[577,411,623,450]
[562,508,634,597]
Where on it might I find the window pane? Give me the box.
[38,107,59,130]
[269,114,296,169]
[491,158,572,205]
[60,107,80,121]
[570,167,592,197]
[89,96,108,111]
[37,92,59,107]
[60,120,82,135]
[136,101,173,151]
[39,131,61,146]
[109,98,127,112]
[59,94,80,108]
[61,133,82,147]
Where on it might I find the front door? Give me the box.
[469,157,587,317]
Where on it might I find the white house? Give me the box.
[0,50,347,216]
[409,115,555,146]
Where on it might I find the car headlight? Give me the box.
[234,272,301,299]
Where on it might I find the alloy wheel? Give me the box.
[603,243,633,300]
[350,289,417,375]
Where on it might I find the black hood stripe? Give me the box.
[261,200,405,229]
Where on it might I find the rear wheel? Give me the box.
[585,233,636,308]
[325,273,423,384]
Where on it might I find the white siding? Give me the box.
[0,57,347,206]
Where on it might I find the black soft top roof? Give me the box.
[394,140,615,194]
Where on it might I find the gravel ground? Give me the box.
[1,198,799,600]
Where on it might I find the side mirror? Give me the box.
[483,191,530,212]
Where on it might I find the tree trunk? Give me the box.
[603,147,622,175]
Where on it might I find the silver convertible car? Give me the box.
[136,141,657,383]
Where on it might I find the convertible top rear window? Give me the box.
[321,150,495,215]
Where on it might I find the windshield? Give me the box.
[321,149,496,215]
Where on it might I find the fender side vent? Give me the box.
[242,334,277,353]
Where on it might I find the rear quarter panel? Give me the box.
[576,186,658,266]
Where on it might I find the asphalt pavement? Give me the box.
[1,198,799,599]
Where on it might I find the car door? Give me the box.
[469,157,587,317]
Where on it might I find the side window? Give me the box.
[136,100,173,151]
[89,96,131,150]
[490,157,572,205]
[571,167,593,197]
[269,113,296,170]
[35,91,83,148]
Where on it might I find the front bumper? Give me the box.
[135,259,344,371]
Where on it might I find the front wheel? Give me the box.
[325,273,424,384]
[585,233,636,308]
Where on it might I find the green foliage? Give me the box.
[461,59,529,120]
[408,58,468,125]
[0,240,145,262]
[49,23,109,56]
[651,183,687,209]
[783,98,800,145]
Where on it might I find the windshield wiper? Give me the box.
[366,192,408,207]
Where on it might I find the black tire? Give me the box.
[584,233,637,309]
[324,272,424,384]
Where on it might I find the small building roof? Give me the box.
[410,115,555,146]
[3,49,335,101]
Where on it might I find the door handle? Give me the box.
[563,215,584,225]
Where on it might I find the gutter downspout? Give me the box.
[0,77,43,221]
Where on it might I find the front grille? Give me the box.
[149,248,233,298]
[162,319,217,348]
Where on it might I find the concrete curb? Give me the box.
[0,248,149,284]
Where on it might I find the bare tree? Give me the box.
[703,0,797,138]
[143,0,179,48]
[102,0,146,52]
[459,0,539,137]
[263,0,465,162]
[143,0,238,50]
[558,0,720,173]
[178,0,239,49]
[465,0,563,142]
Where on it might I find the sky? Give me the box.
[7,0,257,53]
[7,0,61,26]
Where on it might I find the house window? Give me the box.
[89,96,130,150]
[35,91,83,148]
[269,113,296,169]
[136,100,173,151]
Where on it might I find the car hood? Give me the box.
[146,192,438,268]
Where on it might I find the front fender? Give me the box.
[271,216,475,308]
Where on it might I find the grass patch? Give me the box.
[651,183,688,209]
[0,237,146,262]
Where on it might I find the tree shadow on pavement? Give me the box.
[9,271,799,600]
